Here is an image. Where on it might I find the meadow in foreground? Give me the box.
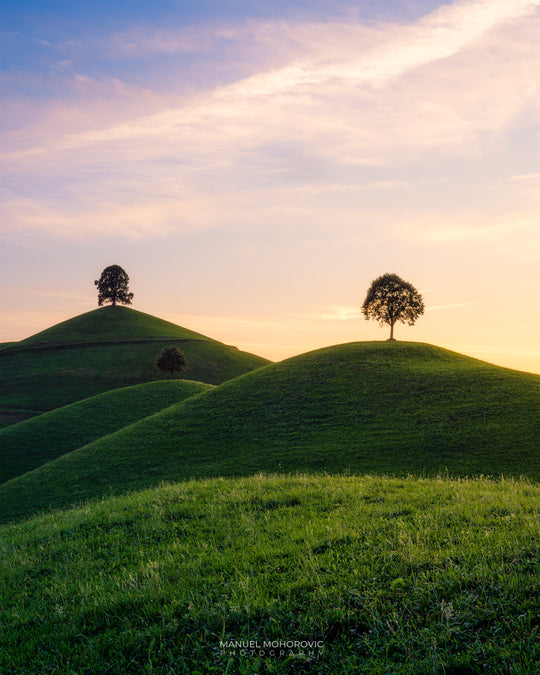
[1,473,538,674]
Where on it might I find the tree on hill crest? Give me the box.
[361,273,424,340]
[94,265,134,307]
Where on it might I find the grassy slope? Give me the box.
[0,410,33,430]
[19,305,214,344]
[0,306,269,414]
[0,342,16,350]
[0,379,212,485]
[1,341,538,524]
[0,474,538,673]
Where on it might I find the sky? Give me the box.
[1,0,540,373]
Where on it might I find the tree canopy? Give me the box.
[94,265,134,307]
[361,273,424,340]
[156,346,187,378]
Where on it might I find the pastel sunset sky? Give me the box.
[2,0,539,372]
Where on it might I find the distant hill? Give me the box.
[1,341,538,524]
[0,306,270,421]
[19,305,213,345]
[0,379,212,484]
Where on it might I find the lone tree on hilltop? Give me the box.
[361,273,424,341]
[157,346,187,378]
[94,265,134,307]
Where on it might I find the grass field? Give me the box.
[0,380,212,484]
[1,473,538,674]
[2,341,538,525]
[1,320,538,673]
[0,306,269,419]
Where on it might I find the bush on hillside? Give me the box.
[156,346,187,378]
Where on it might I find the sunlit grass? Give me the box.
[1,473,538,673]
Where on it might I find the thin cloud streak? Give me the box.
[308,307,361,321]
[5,0,540,160]
[393,215,539,248]
[309,302,475,321]
[426,302,474,311]
[506,172,540,184]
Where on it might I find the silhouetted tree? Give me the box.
[94,265,134,307]
[361,273,424,340]
[156,346,187,378]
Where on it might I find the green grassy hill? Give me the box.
[1,474,538,673]
[0,343,16,350]
[0,306,269,420]
[0,379,212,485]
[19,305,213,344]
[1,341,538,524]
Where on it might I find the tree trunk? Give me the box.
[389,322,395,341]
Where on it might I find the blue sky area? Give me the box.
[2,1,443,24]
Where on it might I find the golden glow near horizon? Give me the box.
[1,0,540,374]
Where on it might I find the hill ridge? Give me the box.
[1,340,538,524]
[0,305,270,418]
[0,379,212,484]
[1,336,216,354]
[20,305,220,345]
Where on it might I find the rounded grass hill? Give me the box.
[0,379,212,485]
[1,341,538,524]
[0,305,270,420]
[1,474,538,673]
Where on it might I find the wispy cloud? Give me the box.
[26,288,90,302]
[310,302,474,320]
[6,0,540,158]
[0,195,228,241]
[427,302,474,311]
[3,0,540,243]
[103,0,540,84]
[506,172,540,184]
[308,306,360,321]
[393,212,540,247]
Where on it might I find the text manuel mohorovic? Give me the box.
[220,639,324,657]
